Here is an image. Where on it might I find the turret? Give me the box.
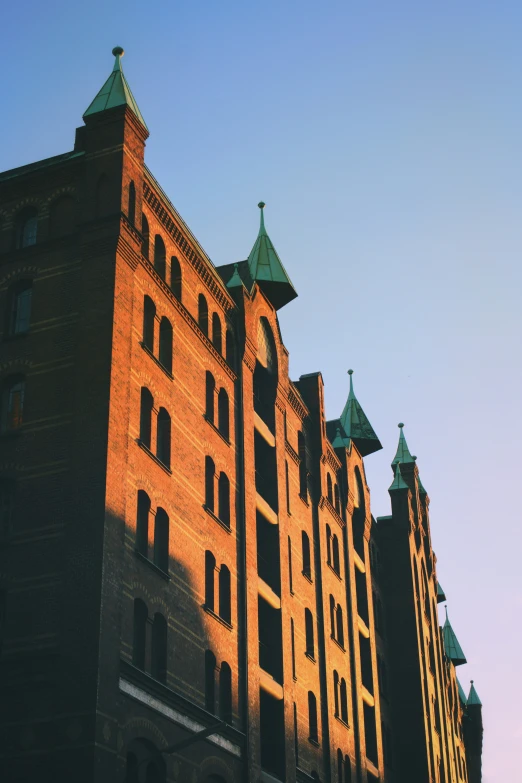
[442,606,467,666]
[327,370,382,456]
[465,681,483,783]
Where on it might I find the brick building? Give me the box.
[0,49,483,783]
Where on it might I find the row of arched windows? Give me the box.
[205,372,229,439]
[133,598,167,684]
[140,212,182,300]
[11,198,76,250]
[205,457,231,528]
[143,296,173,373]
[5,279,32,336]
[204,550,231,625]
[337,750,352,782]
[333,670,349,723]
[326,524,341,576]
[329,595,345,648]
[139,388,171,468]
[1,374,25,433]
[205,650,232,723]
[136,490,169,573]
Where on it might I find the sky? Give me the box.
[2,0,521,778]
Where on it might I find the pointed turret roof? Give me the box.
[467,681,482,706]
[246,203,297,310]
[457,678,467,705]
[443,607,467,666]
[226,263,245,290]
[336,370,382,457]
[84,47,148,130]
[436,581,446,603]
[389,462,409,492]
[392,423,416,466]
[331,427,346,450]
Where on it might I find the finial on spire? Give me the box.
[83,46,148,130]
[392,422,415,466]
[398,422,404,429]
[471,679,474,684]
[257,202,266,233]
[112,46,124,56]
[348,369,353,375]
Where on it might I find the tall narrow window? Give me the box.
[212,313,222,353]
[285,461,291,513]
[159,317,173,373]
[15,207,38,248]
[218,389,229,439]
[198,294,208,336]
[290,617,297,680]
[128,181,136,225]
[327,473,333,503]
[334,484,340,514]
[151,613,167,683]
[1,375,25,432]
[170,256,182,300]
[154,508,169,573]
[218,472,230,528]
[219,565,231,624]
[0,479,15,541]
[136,490,150,557]
[337,749,344,782]
[308,692,318,743]
[330,595,336,638]
[205,456,215,511]
[7,280,32,335]
[133,598,148,670]
[141,215,149,259]
[336,605,344,647]
[326,524,332,565]
[298,431,307,498]
[219,662,232,722]
[340,678,348,723]
[305,608,315,658]
[156,408,171,467]
[345,756,352,783]
[205,372,215,423]
[139,388,153,448]
[154,235,166,279]
[143,296,156,351]
[333,670,340,716]
[288,536,293,593]
[294,703,299,766]
[302,531,311,579]
[205,650,216,712]
[332,534,340,575]
[205,551,216,610]
[225,329,235,368]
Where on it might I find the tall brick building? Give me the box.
[0,49,483,783]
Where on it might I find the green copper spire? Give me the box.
[467,681,482,706]
[246,202,297,310]
[442,606,467,666]
[436,581,446,603]
[338,370,382,457]
[457,678,468,705]
[227,263,244,290]
[84,47,148,130]
[331,427,346,450]
[392,423,416,466]
[389,461,409,492]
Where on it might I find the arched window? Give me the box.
[159,317,173,373]
[333,670,340,716]
[305,608,314,658]
[332,534,340,575]
[128,181,136,225]
[219,661,232,722]
[126,739,166,783]
[327,473,333,503]
[154,508,169,573]
[170,256,182,300]
[151,613,167,683]
[334,484,340,514]
[205,372,215,423]
[340,678,348,723]
[139,387,153,448]
[205,551,216,610]
[136,490,150,557]
[336,605,344,647]
[219,565,231,624]
[7,279,32,335]
[205,456,215,511]
[212,313,222,353]
[308,691,318,742]
[1,375,25,432]
[302,531,311,579]
[285,461,291,514]
[154,235,166,279]
[156,408,171,467]
[218,389,229,439]
[50,195,75,237]
[141,214,150,259]
[225,328,235,368]
[337,749,343,782]
[218,472,230,528]
[205,649,216,712]
[143,296,156,351]
[326,524,332,565]
[133,598,148,670]
[298,430,307,498]
[15,207,38,248]
[198,294,208,336]
[344,756,352,783]
[329,595,336,637]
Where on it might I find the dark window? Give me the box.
[139,387,153,448]
[333,670,340,716]
[205,456,215,511]
[141,215,150,259]
[336,605,344,647]
[136,490,150,557]
[205,372,215,423]
[156,408,171,467]
[15,207,38,248]
[298,431,307,498]
[198,294,208,336]
[154,235,166,279]
[305,608,314,658]
[219,662,232,722]
[219,565,231,624]
[218,389,229,439]
[334,483,340,514]
[50,195,75,237]
[302,531,311,579]
[151,613,167,683]
[327,473,333,503]
[154,508,169,572]
[288,536,293,593]
[337,749,343,782]
[291,618,296,679]
[143,296,156,351]
[332,534,340,575]
[285,461,291,513]
[344,756,352,783]
[225,329,235,368]
[294,702,299,765]
[218,472,230,527]
[170,256,182,300]
[1,375,25,432]
[7,280,32,336]
[326,524,332,565]
[133,598,148,670]
[308,691,318,742]
[330,595,336,638]
[205,650,216,712]
[340,678,348,723]
[159,317,173,373]
[205,551,216,610]
[0,480,15,540]
[128,181,136,225]
[212,313,222,353]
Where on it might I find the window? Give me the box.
[205,456,215,511]
[326,524,332,565]
[218,389,229,439]
[332,534,340,575]
[136,490,150,557]
[143,296,155,351]
[139,388,153,448]
[1,375,25,432]
[212,313,222,353]
[154,235,166,279]
[302,531,311,579]
[330,595,336,638]
[133,598,148,670]
[156,408,171,467]
[205,372,215,423]
[151,613,167,683]
[219,662,232,722]
[344,756,352,783]
[334,483,340,514]
[298,431,307,498]
[291,618,296,679]
[218,472,230,527]
[288,536,293,593]
[15,207,37,248]
[219,565,231,624]
[50,195,75,237]
[205,650,216,712]
[128,181,136,225]
[198,294,209,336]
[205,551,216,610]
[225,329,235,368]
[340,678,348,723]
[141,214,150,258]
[333,670,340,716]
[305,608,315,658]
[159,317,173,373]
[308,691,318,743]
[0,479,15,541]
[285,460,291,513]
[154,508,169,573]
[336,605,344,648]
[327,473,333,503]
[170,256,182,300]
[7,280,32,336]
[337,749,343,782]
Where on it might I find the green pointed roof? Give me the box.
[331,427,346,450]
[436,582,446,603]
[443,607,467,666]
[338,370,382,457]
[417,472,428,495]
[227,263,245,290]
[84,47,148,130]
[389,462,409,492]
[392,423,416,466]
[457,678,467,705]
[467,681,482,706]
[247,203,297,310]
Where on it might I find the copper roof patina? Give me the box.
[246,202,297,310]
[442,607,467,666]
[392,422,416,466]
[467,681,482,706]
[388,461,409,492]
[329,370,382,457]
[84,47,148,130]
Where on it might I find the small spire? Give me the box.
[389,461,409,492]
[83,47,148,130]
[331,426,345,449]
[436,581,446,603]
[392,422,415,466]
[442,607,467,666]
[467,680,482,706]
[347,369,355,398]
[226,262,245,290]
[258,201,266,233]
[246,202,297,310]
[338,370,382,457]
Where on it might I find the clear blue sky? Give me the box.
[2,1,521,778]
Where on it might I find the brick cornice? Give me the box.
[285,440,300,466]
[288,382,309,421]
